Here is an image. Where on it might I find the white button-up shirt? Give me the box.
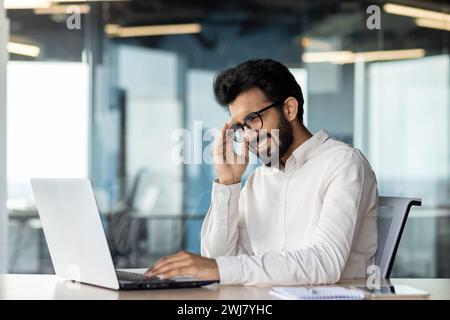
[201,129,378,285]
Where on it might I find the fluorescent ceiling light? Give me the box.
[384,3,450,23]
[34,4,90,14]
[105,24,120,34]
[7,42,41,57]
[302,51,355,64]
[357,49,426,62]
[4,0,51,9]
[105,23,202,37]
[415,18,450,31]
[302,49,425,64]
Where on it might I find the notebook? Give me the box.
[270,286,365,300]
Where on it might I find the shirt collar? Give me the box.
[284,129,331,172]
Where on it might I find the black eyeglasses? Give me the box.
[229,100,285,143]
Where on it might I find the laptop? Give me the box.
[30,178,219,290]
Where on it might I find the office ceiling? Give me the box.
[6,0,450,61]
[108,0,448,29]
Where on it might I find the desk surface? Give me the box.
[0,275,449,300]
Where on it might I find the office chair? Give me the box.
[375,196,422,278]
[108,169,156,267]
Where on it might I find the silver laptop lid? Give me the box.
[31,178,119,290]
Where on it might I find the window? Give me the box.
[7,62,89,203]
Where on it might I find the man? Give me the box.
[145,59,378,285]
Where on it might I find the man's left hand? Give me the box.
[144,251,220,280]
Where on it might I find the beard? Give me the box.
[249,112,293,167]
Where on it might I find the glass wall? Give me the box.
[3,0,449,278]
[366,55,449,277]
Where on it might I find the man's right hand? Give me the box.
[213,123,249,185]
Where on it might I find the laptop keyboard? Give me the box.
[116,270,174,283]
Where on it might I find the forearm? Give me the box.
[200,181,242,258]
[216,242,346,286]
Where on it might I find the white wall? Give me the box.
[0,2,9,273]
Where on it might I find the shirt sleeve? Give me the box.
[215,150,374,285]
[200,180,253,258]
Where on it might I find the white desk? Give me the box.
[0,275,449,300]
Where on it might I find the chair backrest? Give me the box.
[375,196,422,278]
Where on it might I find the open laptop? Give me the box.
[30,178,219,290]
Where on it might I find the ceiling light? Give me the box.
[4,0,51,9]
[356,49,425,62]
[302,49,425,64]
[384,3,450,23]
[302,51,355,64]
[7,42,41,57]
[33,4,90,14]
[104,24,121,35]
[415,18,450,31]
[105,23,202,37]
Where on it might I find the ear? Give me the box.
[281,96,298,122]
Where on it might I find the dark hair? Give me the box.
[213,59,304,123]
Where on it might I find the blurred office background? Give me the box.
[0,0,448,277]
